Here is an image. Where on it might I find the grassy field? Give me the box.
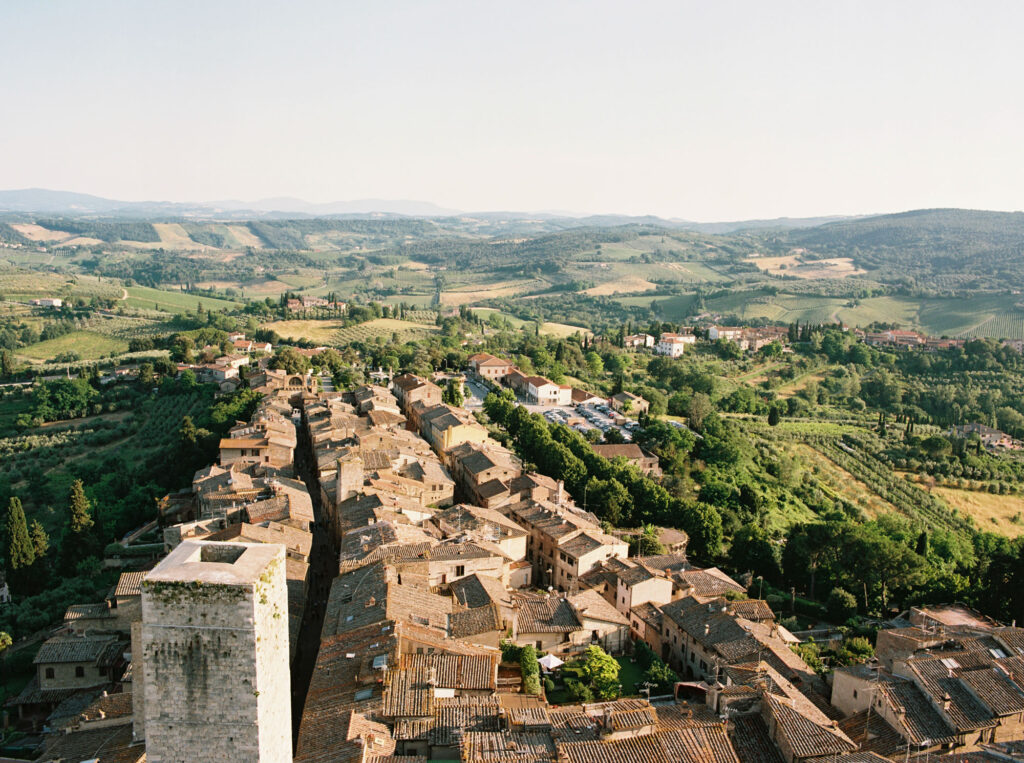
[16,331,129,361]
[541,322,592,338]
[440,279,548,306]
[335,318,438,344]
[124,285,242,313]
[471,308,528,328]
[932,488,1024,538]
[747,255,865,279]
[793,444,900,519]
[775,370,829,398]
[583,276,658,296]
[0,272,123,301]
[266,317,439,346]
[264,319,347,344]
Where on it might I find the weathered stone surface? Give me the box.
[140,540,292,763]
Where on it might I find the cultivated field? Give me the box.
[265,317,438,346]
[541,322,592,338]
[264,319,347,345]
[792,444,899,519]
[583,276,658,296]
[124,285,242,313]
[0,272,123,301]
[10,223,70,242]
[933,487,1024,538]
[335,318,438,344]
[440,279,547,306]
[747,255,865,279]
[16,330,129,361]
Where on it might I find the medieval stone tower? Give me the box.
[140,540,292,763]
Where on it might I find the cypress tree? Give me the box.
[5,497,35,575]
[68,479,94,534]
[29,519,49,559]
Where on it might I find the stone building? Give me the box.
[139,540,292,763]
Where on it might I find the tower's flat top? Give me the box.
[145,540,284,587]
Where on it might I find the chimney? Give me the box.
[942,693,951,712]
[704,624,710,636]
[555,480,564,506]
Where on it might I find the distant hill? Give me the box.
[0,189,460,219]
[781,208,1024,288]
[0,188,849,232]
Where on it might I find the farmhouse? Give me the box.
[949,422,1019,449]
[467,353,514,383]
[525,376,572,406]
[591,443,662,476]
[624,333,655,349]
[610,391,649,415]
[656,332,696,357]
[708,326,744,342]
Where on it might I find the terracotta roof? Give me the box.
[728,713,783,763]
[957,665,1024,716]
[35,636,122,665]
[294,625,399,763]
[394,696,501,746]
[513,592,581,634]
[114,570,146,598]
[64,603,111,621]
[569,589,629,626]
[655,702,723,729]
[674,567,746,598]
[762,693,856,759]
[592,444,653,461]
[78,690,134,722]
[905,652,997,732]
[450,604,503,639]
[839,709,905,758]
[33,722,143,763]
[463,730,556,760]
[730,599,775,622]
[557,727,739,763]
[451,574,511,609]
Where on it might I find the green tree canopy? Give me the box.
[5,496,35,572]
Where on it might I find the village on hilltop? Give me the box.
[8,344,1024,763]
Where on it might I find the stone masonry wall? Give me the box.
[140,552,291,763]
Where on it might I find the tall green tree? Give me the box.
[5,497,35,578]
[442,378,464,407]
[29,519,49,559]
[68,480,94,534]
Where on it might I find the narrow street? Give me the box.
[289,413,337,745]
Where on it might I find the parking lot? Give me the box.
[461,377,637,442]
[540,402,637,442]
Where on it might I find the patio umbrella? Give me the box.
[538,654,564,672]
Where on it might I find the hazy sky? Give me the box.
[2,1,1022,219]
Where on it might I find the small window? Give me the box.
[853,690,858,699]
[455,565,465,577]
[75,666,85,678]
[536,640,543,649]
[45,667,55,679]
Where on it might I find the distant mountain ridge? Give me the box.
[0,188,855,231]
[0,189,461,219]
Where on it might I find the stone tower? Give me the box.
[140,540,292,763]
[335,454,364,504]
